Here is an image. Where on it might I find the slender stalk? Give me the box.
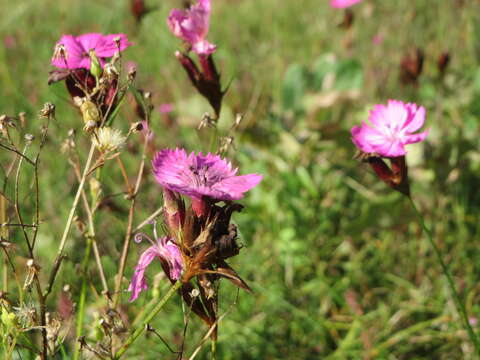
[72,157,109,296]
[1,194,7,292]
[114,281,182,359]
[211,338,217,360]
[113,140,148,308]
[45,143,95,298]
[14,144,47,359]
[73,236,92,360]
[116,157,132,193]
[409,197,480,355]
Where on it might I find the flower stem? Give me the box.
[408,196,480,354]
[73,235,92,360]
[114,281,182,359]
[45,143,96,298]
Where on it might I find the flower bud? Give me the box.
[163,189,185,232]
[89,49,102,79]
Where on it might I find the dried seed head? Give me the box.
[218,136,234,154]
[24,134,35,143]
[0,115,16,136]
[197,112,215,130]
[127,64,137,82]
[83,120,98,133]
[129,121,143,133]
[92,127,126,153]
[104,63,119,79]
[39,102,56,119]
[23,260,40,290]
[52,44,68,63]
[18,112,26,127]
[61,138,76,154]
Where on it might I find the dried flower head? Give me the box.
[92,127,126,153]
[351,100,428,158]
[51,33,131,70]
[152,148,262,202]
[167,0,216,55]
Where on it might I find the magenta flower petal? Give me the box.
[351,100,428,157]
[213,174,263,201]
[129,236,184,302]
[330,0,363,8]
[167,0,216,55]
[51,33,131,70]
[128,247,158,302]
[152,148,262,201]
[51,35,85,69]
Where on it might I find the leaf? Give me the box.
[203,261,252,293]
[282,63,307,112]
[334,59,363,91]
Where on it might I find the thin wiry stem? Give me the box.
[113,136,148,308]
[44,142,96,298]
[409,196,480,356]
[32,116,51,249]
[14,144,47,359]
[0,142,35,166]
[72,236,92,360]
[114,281,182,359]
[70,154,110,296]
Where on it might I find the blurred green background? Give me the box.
[2,0,480,359]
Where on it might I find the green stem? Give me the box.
[114,281,182,359]
[211,338,217,360]
[408,196,480,355]
[73,236,92,360]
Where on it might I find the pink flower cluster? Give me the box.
[128,148,262,301]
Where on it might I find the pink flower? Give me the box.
[158,103,174,114]
[167,0,216,56]
[128,234,184,302]
[51,33,131,70]
[351,100,428,157]
[330,0,363,9]
[152,148,262,201]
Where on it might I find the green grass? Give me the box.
[1,0,480,359]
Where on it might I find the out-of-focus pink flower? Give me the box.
[128,235,183,302]
[152,148,262,202]
[351,100,428,157]
[167,0,216,55]
[51,33,131,70]
[372,34,384,46]
[330,0,363,9]
[158,103,174,114]
[4,35,16,49]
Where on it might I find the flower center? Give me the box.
[188,165,210,187]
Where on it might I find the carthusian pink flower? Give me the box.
[167,0,216,56]
[51,33,131,70]
[351,100,428,157]
[152,148,262,202]
[330,0,363,9]
[128,234,184,302]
